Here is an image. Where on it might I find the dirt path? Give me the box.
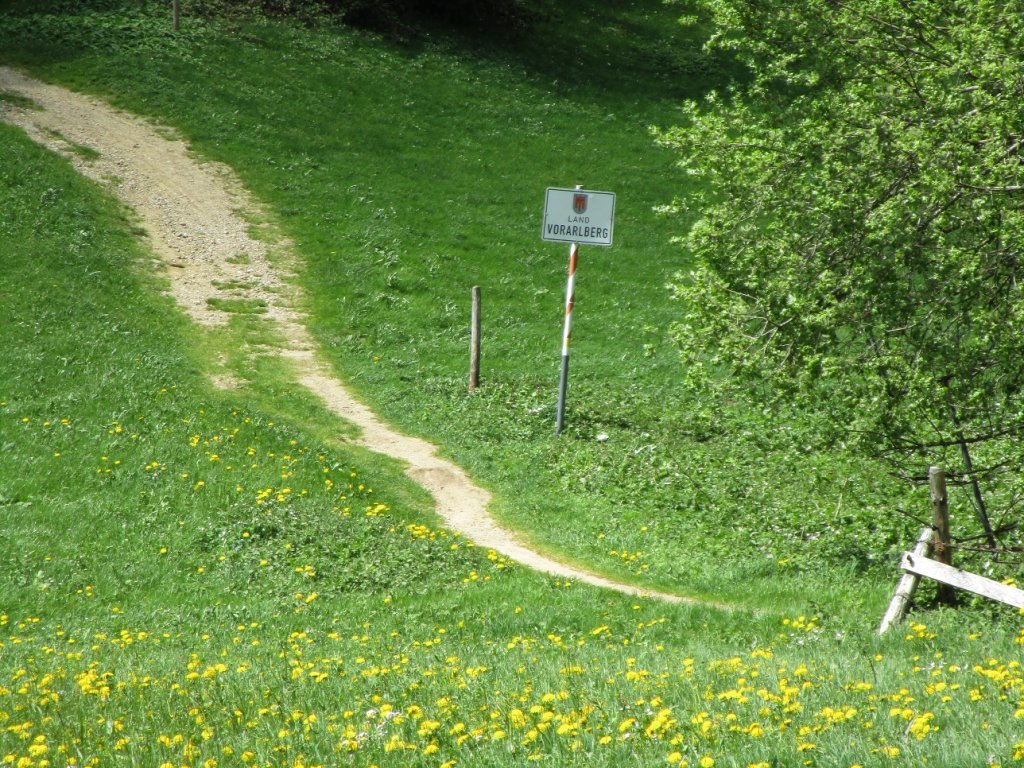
[1,66,696,605]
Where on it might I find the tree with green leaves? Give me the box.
[660,0,1024,547]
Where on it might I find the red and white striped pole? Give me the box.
[556,204,581,435]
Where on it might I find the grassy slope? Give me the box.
[0,122,1021,768]
[2,8,1024,767]
[0,0,927,617]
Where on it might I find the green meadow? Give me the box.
[2,2,1024,766]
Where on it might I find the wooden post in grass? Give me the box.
[469,286,481,392]
[879,525,934,634]
[929,467,956,605]
[172,0,180,30]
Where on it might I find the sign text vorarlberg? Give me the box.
[541,187,616,247]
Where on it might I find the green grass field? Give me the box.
[3,2,1024,766]
[0,0,920,609]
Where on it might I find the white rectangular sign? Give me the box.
[542,187,615,246]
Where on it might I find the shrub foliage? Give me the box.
[660,0,1024,544]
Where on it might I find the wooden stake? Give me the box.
[878,526,933,634]
[469,286,481,392]
[173,0,180,31]
[929,467,956,605]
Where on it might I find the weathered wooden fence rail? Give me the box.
[879,466,1024,634]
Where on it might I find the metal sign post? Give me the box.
[556,238,579,434]
[542,185,616,435]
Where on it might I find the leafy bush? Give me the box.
[659,0,1024,552]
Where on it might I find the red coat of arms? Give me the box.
[573,193,588,215]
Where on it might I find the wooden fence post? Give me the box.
[469,286,481,392]
[929,467,956,605]
[879,526,933,634]
[173,0,180,30]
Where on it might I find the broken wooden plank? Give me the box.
[878,526,934,635]
[900,552,1024,610]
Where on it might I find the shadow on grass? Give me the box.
[0,0,745,110]
[389,0,746,108]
